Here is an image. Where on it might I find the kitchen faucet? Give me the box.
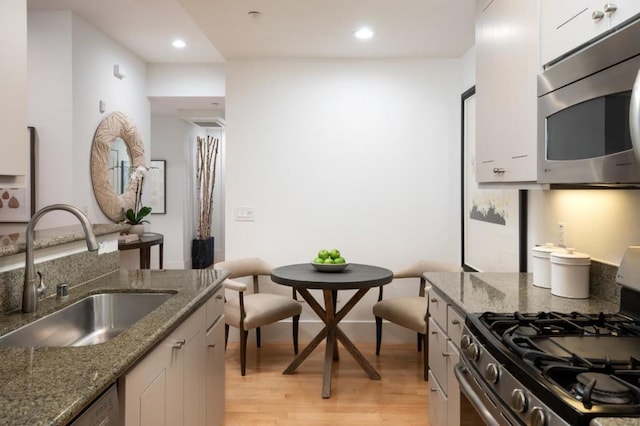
[22,204,99,313]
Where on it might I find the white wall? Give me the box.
[224,58,462,340]
[527,190,640,266]
[147,63,225,97]
[23,11,150,232]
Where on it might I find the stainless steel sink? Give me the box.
[0,292,173,347]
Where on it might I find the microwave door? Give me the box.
[630,68,640,166]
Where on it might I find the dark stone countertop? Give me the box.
[0,268,227,426]
[424,272,639,426]
[0,223,130,257]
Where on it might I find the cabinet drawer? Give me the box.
[429,289,448,329]
[428,370,448,426]
[206,287,224,329]
[447,307,464,348]
[446,341,460,426]
[428,317,449,394]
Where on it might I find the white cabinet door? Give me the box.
[541,0,640,66]
[475,0,539,183]
[206,317,225,426]
[0,0,28,178]
[446,342,461,426]
[124,304,207,426]
[428,370,447,426]
[428,318,449,394]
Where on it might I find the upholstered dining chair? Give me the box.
[372,260,462,380]
[214,258,302,376]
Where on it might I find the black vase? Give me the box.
[191,236,215,269]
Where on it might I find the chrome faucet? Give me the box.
[22,204,99,313]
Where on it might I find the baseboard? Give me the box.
[224,319,419,344]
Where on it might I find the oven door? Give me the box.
[454,360,522,426]
[538,52,640,185]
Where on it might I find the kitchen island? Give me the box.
[424,272,639,426]
[0,268,227,425]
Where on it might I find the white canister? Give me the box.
[532,243,563,288]
[550,248,591,299]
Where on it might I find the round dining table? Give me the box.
[271,263,393,398]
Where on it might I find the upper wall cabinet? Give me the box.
[541,1,640,66]
[475,0,540,183]
[0,0,28,179]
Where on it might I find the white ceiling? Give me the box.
[27,0,476,118]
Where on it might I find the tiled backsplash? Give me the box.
[0,250,119,313]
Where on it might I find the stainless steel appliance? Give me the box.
[455,248,640,426]
[69,384,120,426]
[538,18,640,185]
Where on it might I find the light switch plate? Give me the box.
[235,206,255,221]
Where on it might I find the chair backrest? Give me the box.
[393,260,462,297]
[214,258,273,293]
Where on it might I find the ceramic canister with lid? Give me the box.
[532,243,564,288]
[550,248,591,298]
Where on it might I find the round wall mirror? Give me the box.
[90,111,146,222]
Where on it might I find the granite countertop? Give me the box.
[0,223,130,257]
[424,272,638,426]
[0,268,227,426]
[423,272,619,314]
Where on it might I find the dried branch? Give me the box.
[196,135,220,239]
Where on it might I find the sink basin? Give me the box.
[0,292,173,347]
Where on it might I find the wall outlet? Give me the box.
[557,222,566,247]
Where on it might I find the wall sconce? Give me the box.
[113,64,127,79]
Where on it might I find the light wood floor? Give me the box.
[224,341,430,425]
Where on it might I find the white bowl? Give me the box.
[311,262,350,272]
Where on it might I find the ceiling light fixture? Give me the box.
[172,39,186,49]
[354,27,374,40]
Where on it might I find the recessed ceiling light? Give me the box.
[354,27,374,40]
[172,39,186,49]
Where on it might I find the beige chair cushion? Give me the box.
[214,257,273,279]
[373,296,428,334]
[393,260,462,279]
[225,293,302,330]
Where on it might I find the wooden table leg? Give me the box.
[159,242,164,269]
[322,326,337,398]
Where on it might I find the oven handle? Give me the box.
[454,362,503,426]
[630,68,640,165]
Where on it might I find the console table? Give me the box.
[118,232,164,269]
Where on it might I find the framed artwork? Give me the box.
[146,160,166,214]
[461,87,527,272]
[0,127,36,222]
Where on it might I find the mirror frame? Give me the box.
[90,111,146,222]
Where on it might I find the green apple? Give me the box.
[318,249,330,259]
[333,257,346,264]
[313,257,325,264]
[329,249,341,259]
[323,257,335,264]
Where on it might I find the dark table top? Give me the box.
[118,232,164,250]
[271,263,393,290]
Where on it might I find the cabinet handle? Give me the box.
[442,352,451,357]
[430,298,437,303]
[451,319,460,325]
[492,167,505,174]
[172,339,186,349]
[604,3,617,15]
[216,294,223,300]
[429,387,438,392]
[431,331,438,335]
[592,10,604,19]
[208,343,216,348]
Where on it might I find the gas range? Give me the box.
[455,247,640,426]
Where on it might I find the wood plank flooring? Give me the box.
[224,341,430,425]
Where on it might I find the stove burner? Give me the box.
[514,326,538,336]
[572,372,636,407]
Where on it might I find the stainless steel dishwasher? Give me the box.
[69,384,120,426]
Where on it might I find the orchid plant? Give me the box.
[124,165,152,225]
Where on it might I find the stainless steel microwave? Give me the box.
[538,18,640,185]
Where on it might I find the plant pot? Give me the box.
[192,236,214,269]
[129,224,145,236]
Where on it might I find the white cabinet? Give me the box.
[475,0,540,183]
[427,288,465,426]
[541,0,640,66]
[0,0,28,179]
[123,287,225,426]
